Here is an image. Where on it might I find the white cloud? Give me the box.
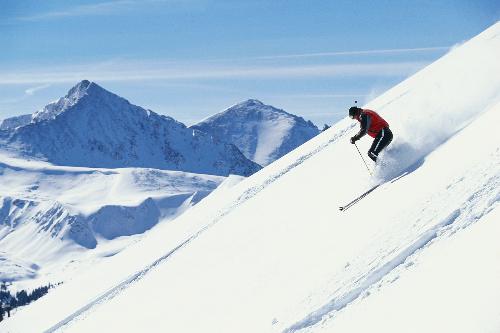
[15,0,195,21]
[0,61,428,85]
[274,93,369,99]
[253,47,450,60]
[16,1,137,21]
[24,84,52,95]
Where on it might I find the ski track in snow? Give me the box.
[44,236,193,333]
[284,157,500,333]
[43,124,353,332]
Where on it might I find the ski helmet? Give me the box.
[349,106,360,118]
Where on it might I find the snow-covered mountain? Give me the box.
[0,150,225,290]
[190,99,319,166]
[0,114,31,131]
[0,81,245,292]
[1,80,261,177]
[2,22,500,333]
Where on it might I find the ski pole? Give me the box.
[354,142,372,176]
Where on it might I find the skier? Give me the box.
[349,106,393,162]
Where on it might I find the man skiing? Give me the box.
[349,106,393,162]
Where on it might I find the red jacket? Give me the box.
[355,109,389,138]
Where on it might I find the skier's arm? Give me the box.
[352,113,371,141]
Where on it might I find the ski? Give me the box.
[339,171,409,212]
[339,183,381,211]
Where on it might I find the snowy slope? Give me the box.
[191,99,319,166]
[1,81,261,177]
[0,150,224,292]
[2,22,500,333]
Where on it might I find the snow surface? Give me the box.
[191,99,319,166]
[2,22,500,333]
[0,150,224,292]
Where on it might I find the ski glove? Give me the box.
[350,136,358,144]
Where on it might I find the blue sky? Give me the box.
[1,0,499,126]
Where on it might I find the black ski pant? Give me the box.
[368,127,393,162]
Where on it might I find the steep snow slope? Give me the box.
[0,151,224,291]
[2,22,499,333]
[191,99,319,166]
[308,204,500,333]
[2,81,261,177]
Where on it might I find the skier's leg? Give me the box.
[368,131,383,162]
[373,127,393,155]
[368,150,377,162]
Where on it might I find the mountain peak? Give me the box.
[65,80,111,101]
[32,80,122,122]
[68,79,91,93]
[236,99,265,108]
[64,80,92,102]
[191,100,319,166]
